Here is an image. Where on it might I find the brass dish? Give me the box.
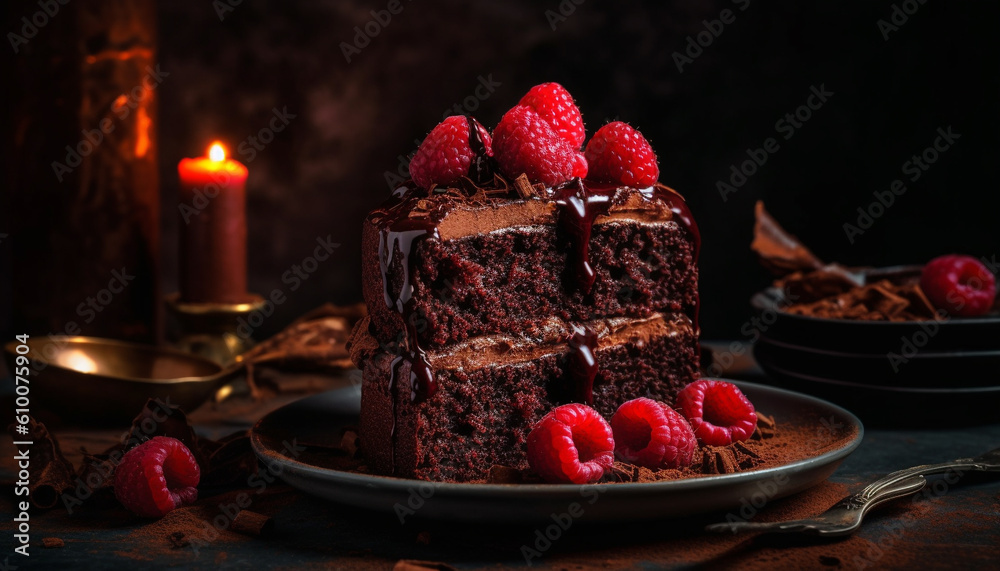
[4,336,242,425]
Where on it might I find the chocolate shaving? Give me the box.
[393,560,458,571]
[754,413,777,440]
[231,510,274,537]
[733,441,761,459]
[9,418,76,509]
[752,201,825,276]
[786,280,941,321]
[777,266,866,304]
[239,303,364,396]
[701,448,739,474]
[512,174,539,199]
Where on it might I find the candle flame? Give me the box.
[209,142,226,162]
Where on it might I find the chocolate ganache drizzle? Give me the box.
[567,324,600,405]
[549,179,700,404]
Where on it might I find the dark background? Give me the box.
[6,0,1000,343]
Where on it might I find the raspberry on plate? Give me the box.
[518,82,586,149]
[611,398,696,469]
[526,403,614,484]
[114,436,201,518]
[409,116,493,189]
[493,105,588,187]
[584,121,659,187]
[676,380,757,446]
[920,254,997,317]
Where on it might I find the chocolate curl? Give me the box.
[238,303,364,397]
[230,510,274,537]
[752,201,825,276]
[11,418,76,509]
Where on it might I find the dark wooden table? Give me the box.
[2,367,998,570]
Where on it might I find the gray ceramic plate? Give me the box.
[250,380,863,523]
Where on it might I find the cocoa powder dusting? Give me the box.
[598,411,853,484]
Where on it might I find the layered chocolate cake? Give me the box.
[349,84,701,482]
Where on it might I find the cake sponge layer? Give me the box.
[363,215,697,350]
[354,313,698,482]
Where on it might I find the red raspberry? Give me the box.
[584,121,659,187]
[409,116,493,189]
[920,255,996,317]
[114,436,201,518]
[610,398,696,469]
[676,380,757,446]
[493,105,587,186]
[526,403,614,484]
[518,82,586,149]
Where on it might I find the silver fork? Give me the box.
[706,446,1000,536]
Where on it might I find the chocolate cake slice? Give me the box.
[349,177,701,482]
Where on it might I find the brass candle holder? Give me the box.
[165,293,267,366]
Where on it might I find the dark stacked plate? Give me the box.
[750,270,1000,427]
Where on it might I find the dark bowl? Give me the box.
[750,266,1000,355]
[754,359,1000,427]
[754,336,1000,389]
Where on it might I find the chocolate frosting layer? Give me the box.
[350,311,693,407]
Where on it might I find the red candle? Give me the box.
[177,142,249,303]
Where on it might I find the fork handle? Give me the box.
[860,458,986,499]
